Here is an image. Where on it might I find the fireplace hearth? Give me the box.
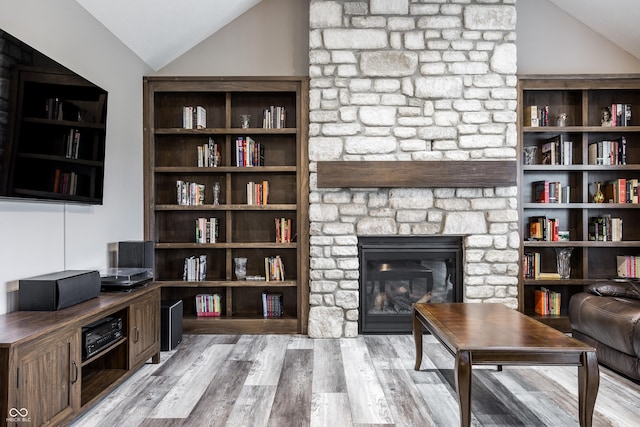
[358,236,463,334]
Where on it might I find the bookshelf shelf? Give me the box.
[518,74,640,331]
[144,76,309,334]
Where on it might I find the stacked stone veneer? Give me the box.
[307,0,519,338]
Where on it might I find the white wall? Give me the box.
[0,0,151,314]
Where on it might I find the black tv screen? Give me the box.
[0,28,107,204]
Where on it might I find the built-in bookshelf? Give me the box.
[143,76,309,334]
[518,75,640,332]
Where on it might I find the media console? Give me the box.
[0,283,160,426]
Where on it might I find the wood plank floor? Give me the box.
[69,334,640,426]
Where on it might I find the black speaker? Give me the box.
[117,241,154,270]
[161,300,183,351]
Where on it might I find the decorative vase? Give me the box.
[593,181,604,203]
[555,247,573,279]
[234,257,247,280]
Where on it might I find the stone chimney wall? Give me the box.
[308,0,519,338]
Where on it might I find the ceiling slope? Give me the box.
[548,0,640,60]
[76,0,639,71]
[75,0,261,71]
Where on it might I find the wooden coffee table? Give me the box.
[413,303,599,427]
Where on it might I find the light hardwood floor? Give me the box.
[70,334,640,426]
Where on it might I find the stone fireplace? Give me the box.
[359,235,463,334]
[307,0,519,338]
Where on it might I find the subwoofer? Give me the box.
[161,300,183,351]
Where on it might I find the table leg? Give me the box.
[456,350,472,427]
[578,351,599,427]
[413,310,423,371]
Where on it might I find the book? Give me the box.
[604,179,626,204]
[541,135,571,165]
[262,292,283,317]
[182,106,193,129]
[196,106,206,129]
[532,180,549,203]
[524,105,539,127]
[196,294,221,316]
[617,255,640,278]
[196,217,218,243]
[265,255,285,281]
[534,289,548,315]
[275,217,292,243]
[183,254,207,281]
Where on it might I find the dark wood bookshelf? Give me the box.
[518,75,640,331]
[143,76,309,334]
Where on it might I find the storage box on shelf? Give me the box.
[518,75,640,332]
[143,77,309,334]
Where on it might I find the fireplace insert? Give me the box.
[358,236,463,334]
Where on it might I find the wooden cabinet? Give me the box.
[129,291,160,367]
[3,66,107,204]
[10,328,80,426]
[0,284,160,426]
[517,75,640,331]
[143,76,309,334]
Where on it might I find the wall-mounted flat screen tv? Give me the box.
[0,28,108,204]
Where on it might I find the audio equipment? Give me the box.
[161,300,183,351]
[18,270,101,311]
[82,316,124,360]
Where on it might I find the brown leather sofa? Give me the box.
[569,281,640,380]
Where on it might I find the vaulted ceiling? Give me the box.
[75,0,640,71]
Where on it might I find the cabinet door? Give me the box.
[129,290,160,367]
[13,329,80,426]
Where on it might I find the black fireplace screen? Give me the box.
[358,236,463,334]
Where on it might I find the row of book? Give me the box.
[263,106,287,129]
[523,252,563,280]
[541,135,573,165]
[587,137,627,165]
[528,216,565,242]
[235,136,265,167]
[195,293,221,317]
[183,255,207,281]
[195,217,218,244]
[265,255,285,281]
[605,103,632,127]
[176,180,205,206]
[197,138,220,167]
[45,97,81,121]
[63,128,81,159]
[589,215,623,242]
[601,178,639,204]
[532,180,570,204]
[247,181,269,205]
[275,217,292,243]
[53,169,78,195]
[262,292,283,317]
[534,287,561,315]
[183,105,206,129]
[616,256,640,278]
[523,105,549,127]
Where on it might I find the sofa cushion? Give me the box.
[569,292,640,358]
[585,281,640,300]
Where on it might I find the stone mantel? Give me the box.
[316,160,517,188]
